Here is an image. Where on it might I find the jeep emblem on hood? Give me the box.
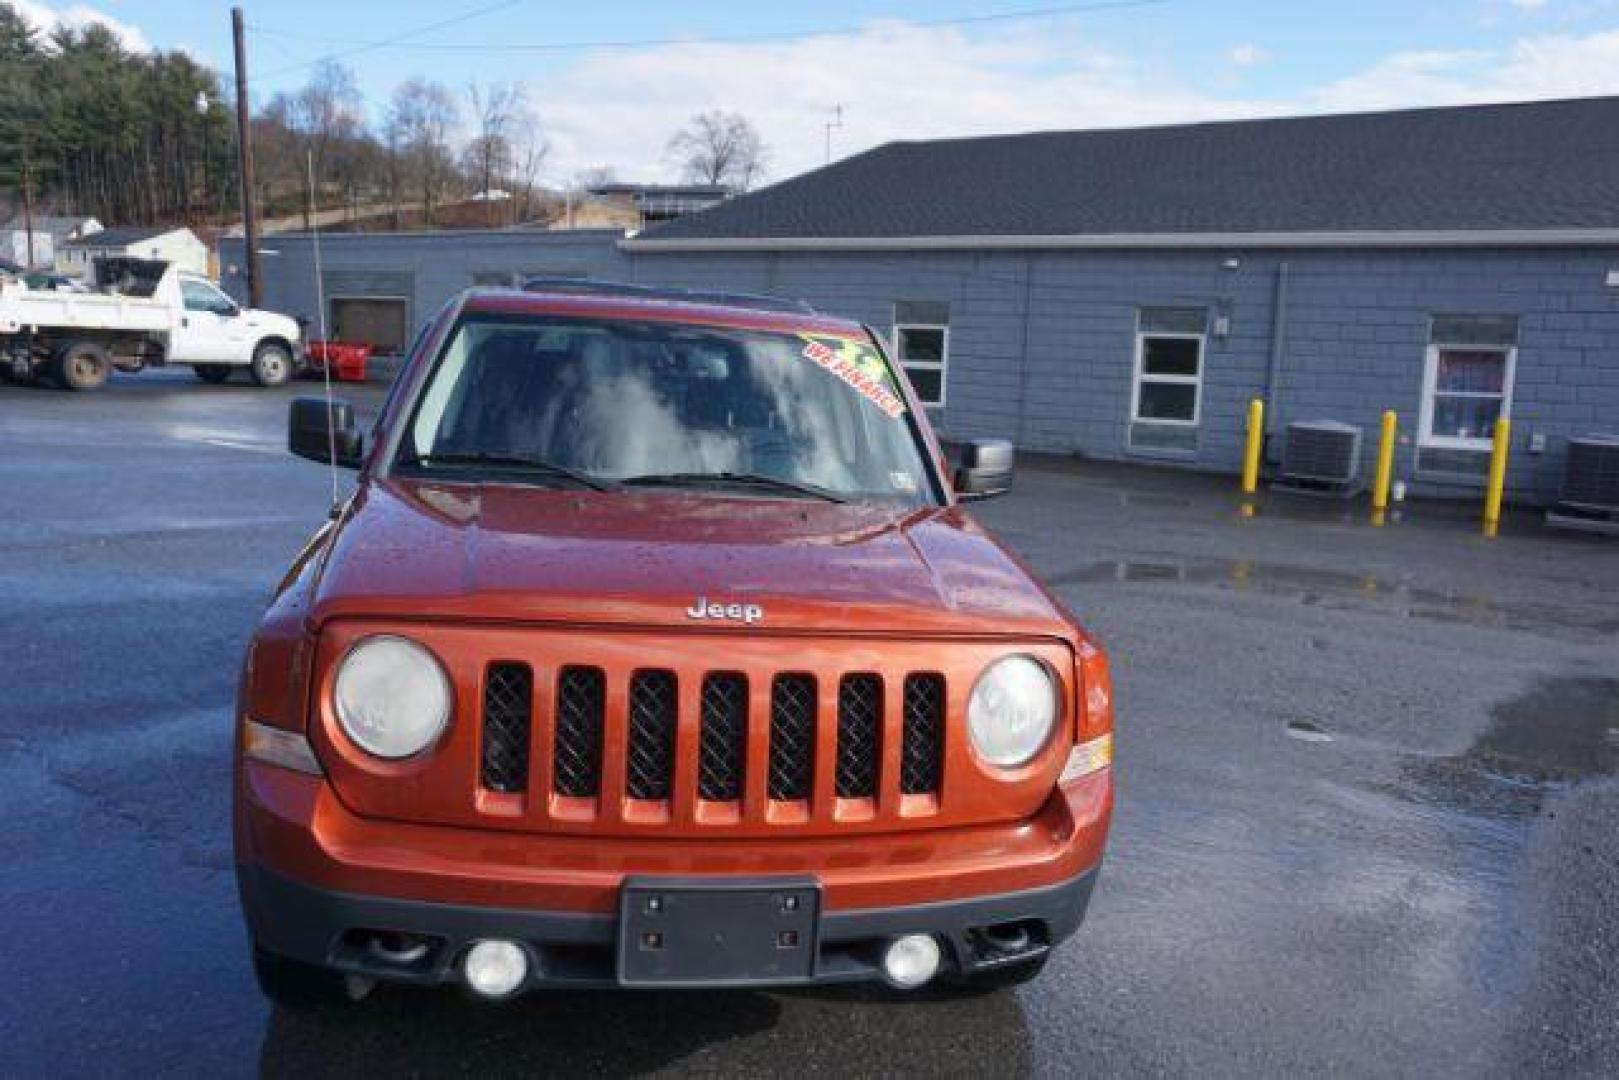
[686,597,764,624]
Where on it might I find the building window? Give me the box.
[893,300,949,407]
[1420,315,1518,450]
[1132,307,1207,426]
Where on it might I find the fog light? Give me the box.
[881,934,942,989]
[462,939,528,998]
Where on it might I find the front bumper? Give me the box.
[235,762,1111,990]
[239,862,1099,990]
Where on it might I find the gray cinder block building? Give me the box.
[233,96,1619,502]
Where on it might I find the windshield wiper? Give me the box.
[620,471,847,504]
[407,452,615,492]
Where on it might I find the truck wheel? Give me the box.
[193,364,233,385]
[252,949,348,1010]
[250,342,293,387]
[55,341,112,392]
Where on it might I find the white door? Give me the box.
[169,278,252,363]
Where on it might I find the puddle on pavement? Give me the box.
[1467,677,1619,784]
[1047,557,1619,636]
[1234,498,1364,526]
[1399,678,1619,818]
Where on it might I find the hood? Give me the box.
[242,308,301,341]
[306,478,1073,638]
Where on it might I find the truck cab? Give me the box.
[234,282,1114,1005]
[165,272,300,384]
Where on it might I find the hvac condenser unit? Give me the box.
[1277,419,1363,495]
[1547,433,1619,535]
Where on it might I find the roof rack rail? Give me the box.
[519,276,817,315]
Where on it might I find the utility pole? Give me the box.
[824,104,844,165]
[232,7,262,306]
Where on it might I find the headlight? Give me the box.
[967,655,1059,768]
[333,635,452,759]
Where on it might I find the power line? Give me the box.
[254,0,523,80]
[249,0,1170,56]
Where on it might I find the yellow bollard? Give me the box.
[1482,417,1511,538]
[1371,410,1397,526]
[1241,399,1264,495]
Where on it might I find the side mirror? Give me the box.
[289,396,363,468]
[954,438,1015,500]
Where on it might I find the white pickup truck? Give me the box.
[0,258,302,391]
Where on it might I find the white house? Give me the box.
[1,215,101,270]
[56,226,208,278]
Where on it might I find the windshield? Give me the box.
[394,314,938,504]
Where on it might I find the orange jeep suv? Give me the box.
[234,282,1114,1004]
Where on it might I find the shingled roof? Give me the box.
[630,96,1619,249]
[60,227,173,248]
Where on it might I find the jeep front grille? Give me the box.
[553,666,605,798]
[698,673,747,802]
[901,674,945,795]
[835,674,883,798]
[768,674,816,801]
[472,662,948,818]
[625,670,677,800]
[480,662,533,794]
[320,626,1074,838]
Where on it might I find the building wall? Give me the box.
[221,230,626,341]
[227,230,1619,502]
[145,233,209,276]
[55,231,207,277]
[5,229,55,269]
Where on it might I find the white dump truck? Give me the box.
[0,258,302,391]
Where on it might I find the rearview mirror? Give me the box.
[954,438,1014,500]
[289,397,363,468]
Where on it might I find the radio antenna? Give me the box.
[307,150,339,510]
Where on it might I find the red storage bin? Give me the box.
[305,341,374,383]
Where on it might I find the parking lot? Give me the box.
[2,370,1617,1077]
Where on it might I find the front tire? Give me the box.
[55,341,112,392]
[250,342,293,388]
[252,949,348,1010]
[193,364,233,385]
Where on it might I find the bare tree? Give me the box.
[266,60,363,226]
[387,77,459,226]
[507,105,550,225]
[293,62,362,188]
[574,165,618,190]
[665,111,768,192]
[464,80,522,223]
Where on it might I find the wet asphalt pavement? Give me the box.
[2,370,1618,1077]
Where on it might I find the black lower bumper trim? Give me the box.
[238,864,1099,992]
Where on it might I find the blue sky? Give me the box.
[16,0,1619,182]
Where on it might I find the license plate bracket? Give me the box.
[617,877,820,987]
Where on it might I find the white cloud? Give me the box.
[1311,31,1619,110]
[539,22,1274,182]
[12,0,152,52]
[1229,43,1270,67]
[532,21,1619,184]
[1508,0,1549,10]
